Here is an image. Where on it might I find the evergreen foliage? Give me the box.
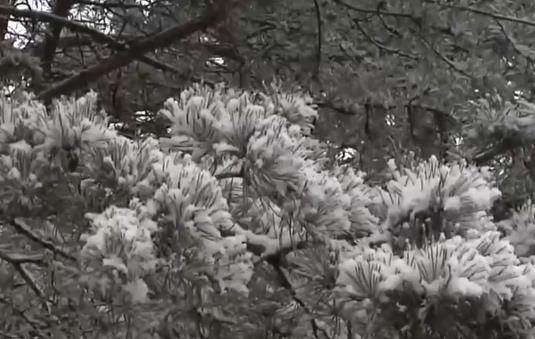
[1,84,535,339]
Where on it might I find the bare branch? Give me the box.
[14,263,49,309]
[0,4,113,44]
[332,0,414,19]
[312,0,322,77]
[37,6,227,100]
[334,0,535,28]
[496,20,535,64]
[0,249,50,312]
[353,19,418,60]
[0,247,44,264]
[419,35,473,79]
[0,4,193,77]
[447,4,535,28]
[11,218,76,262]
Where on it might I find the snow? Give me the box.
[376,157,502,236]
[123,278,150,303]
[7,82,535,336]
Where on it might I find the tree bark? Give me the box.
[0,0,10,41]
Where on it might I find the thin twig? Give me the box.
[333,0,535,28]
[13,264,49,310]
[496,20,535,64]
[419,35,473,79]
[446,4,535,28]
[312,0,322,77]
[37,5,227,100]
[0,4,190,76]
[353,19,418,60]
[332,0,413,19]
[11,218,76,262]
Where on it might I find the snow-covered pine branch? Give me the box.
[1,83,535,338]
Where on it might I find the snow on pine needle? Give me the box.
[375,155,501,242]
[150,153,254,294]
[245,115,311,200]
[0,91,47,152]
[499,200,535,257]
[8,82,535,338]
[81,200,159,303]
[0,90,116,174]
[267,83,318,136]
[464,95,535,143]
[84,136,163,198]
[32,91,116,155]
[0,149,44,207]
[159,83,319,160]
[333,166,378,237]
[335,232,535,330]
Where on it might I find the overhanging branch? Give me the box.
[0,5,201,79]
[37,7,226,101]
[11,218,76,262]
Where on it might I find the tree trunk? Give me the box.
[0,0,10,41]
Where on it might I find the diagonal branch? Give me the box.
[0,247,44,264]
[37,7,226,101]
[496,20,535,65]
[0,5,192,77]
[0,4,113,44]
[353,19,418,60]
[0,247,50,311]
[11,218,76,262]
[446,4,535,28]
[418,35,473,79]
[334,0,535,28]
[332,0,413,19]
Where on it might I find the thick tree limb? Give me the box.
[0,247,44,264]
[37,7,225,101]
[0,5,193,78]
[0,0,10,41]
